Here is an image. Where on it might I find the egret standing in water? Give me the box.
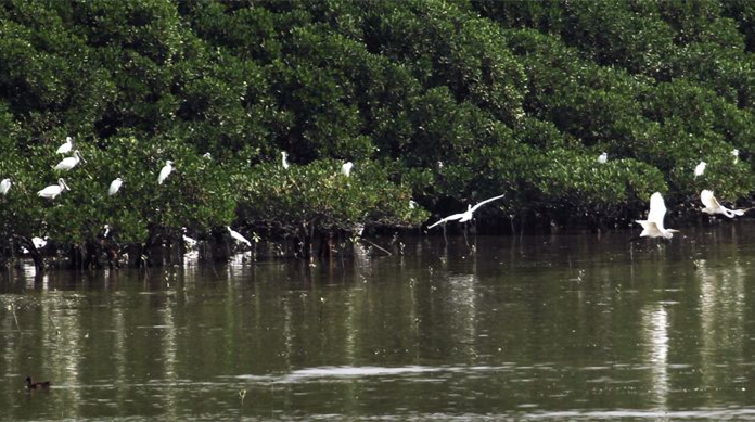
[158,161,174,184]
[54,150,83,171]
[281,152,290,169]
[227,226,252,247]
[108,178,123,196]
[56,136,73,154]
[428,194,505,229]
[342,162,354,177]
[0,178,11,195]
[700,190,745,218]
[598,152,608,164]
[694,161,706,178]
[38,178,69,200]
[636,192,678,239]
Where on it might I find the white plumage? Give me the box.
[227,226,252,246]
[428,194,505,229]
[56,136,73,154]
[54,150,83,171]
[636,192,678,239]
[0,178,11,195]
[598,152,607,164]
[108,178,123,196]
[38,178,69,200]
[701,190,745,218]
[342,162,354,177]
[32,236,48,249]
[158,161,174,184]
[281,151,290,169]
[732,149,740,164]
[694,161,706,178]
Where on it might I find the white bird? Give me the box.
[701,190,745,218]
[636,192,678,239]
[158,161,174,184]
[182,228,197,249]
[227,226,252,246]
[0,178,11,195]
[428,194,505,229]
[281,151,290,169]
[598,152,607,164]
[342,162,354,177]
[694,161,706,178]
[103,225,111,238]
[108,178,124,196]
[409,200,417,209]
[732,149,740,164]
[38,178,69,200]
[203,152,212,159]
[54,150,83,171]
[32,236,48,249]
[56,136,73,154]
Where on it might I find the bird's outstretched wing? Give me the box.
[700,190,720,210]
[647,192,667,230]
[469,194,505,213]
[428,213,466,229]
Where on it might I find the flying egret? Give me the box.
[732,149,740,164]
[56,136,73,154]
[701,190,745,218]
[108,178,123,196]
[694,161,706,178]
[428,194,505,229]
[158,161,174,184]
[0,178,11,195]
[635,192,678,239]
[227,226,252,246]
[598,152,608,164]
[38,178,69,200]
[54,150,83,171]
[281,151,290,169]
[342,162,354,177]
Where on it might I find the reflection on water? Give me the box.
[3,225,755,420]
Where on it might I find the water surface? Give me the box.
[3,224,755,420]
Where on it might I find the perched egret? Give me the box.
[182,227,197,249]
[636,192,678,239]
[227,226,252,246]
[694,161,706,178]
[108,178,124,196]
[281,151,290,169]
[32,236,48,249]
[0,178,11,195]
[598,152,608,164]
[701,189,745,218]
[56,136,73,154]
[203,152,212,159]
[103,225,111,238]
[409,200,418,209]
[342,162,354,177]
[158,161,174,184]
[54,150,83,171]
[428,194,505,229]
[38,178,69,200]
[438,162,444,169]
[732,149,740,164]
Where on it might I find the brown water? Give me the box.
[3,224,755,420]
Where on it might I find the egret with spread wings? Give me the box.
[701,190,745,218]
[428,194,504,229]
[636,192,678,239]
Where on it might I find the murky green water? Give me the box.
[3,224,755,420]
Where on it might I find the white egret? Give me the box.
[732,149,740,164]
[32,236,48,249]
[636,192,678,239]
[409,200,417,209]
[428,194,505,229]
[182,227,197,249]
[701,190,745,218]
[598,152,608,164]
[158,161,174,184]
[227,226,252,246]
[281,151,290,169]
[203,152,212,159]
[342,162,354,177]
[38,178,69,200]
[54,150,83,171]
[0,178,11,195]
[108,177,124,196]
[56,136,73,154]
[694,161,706,178]
[103,225,111,238]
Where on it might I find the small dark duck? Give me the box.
[25,376,50,389]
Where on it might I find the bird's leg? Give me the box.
[442,224,448,245]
